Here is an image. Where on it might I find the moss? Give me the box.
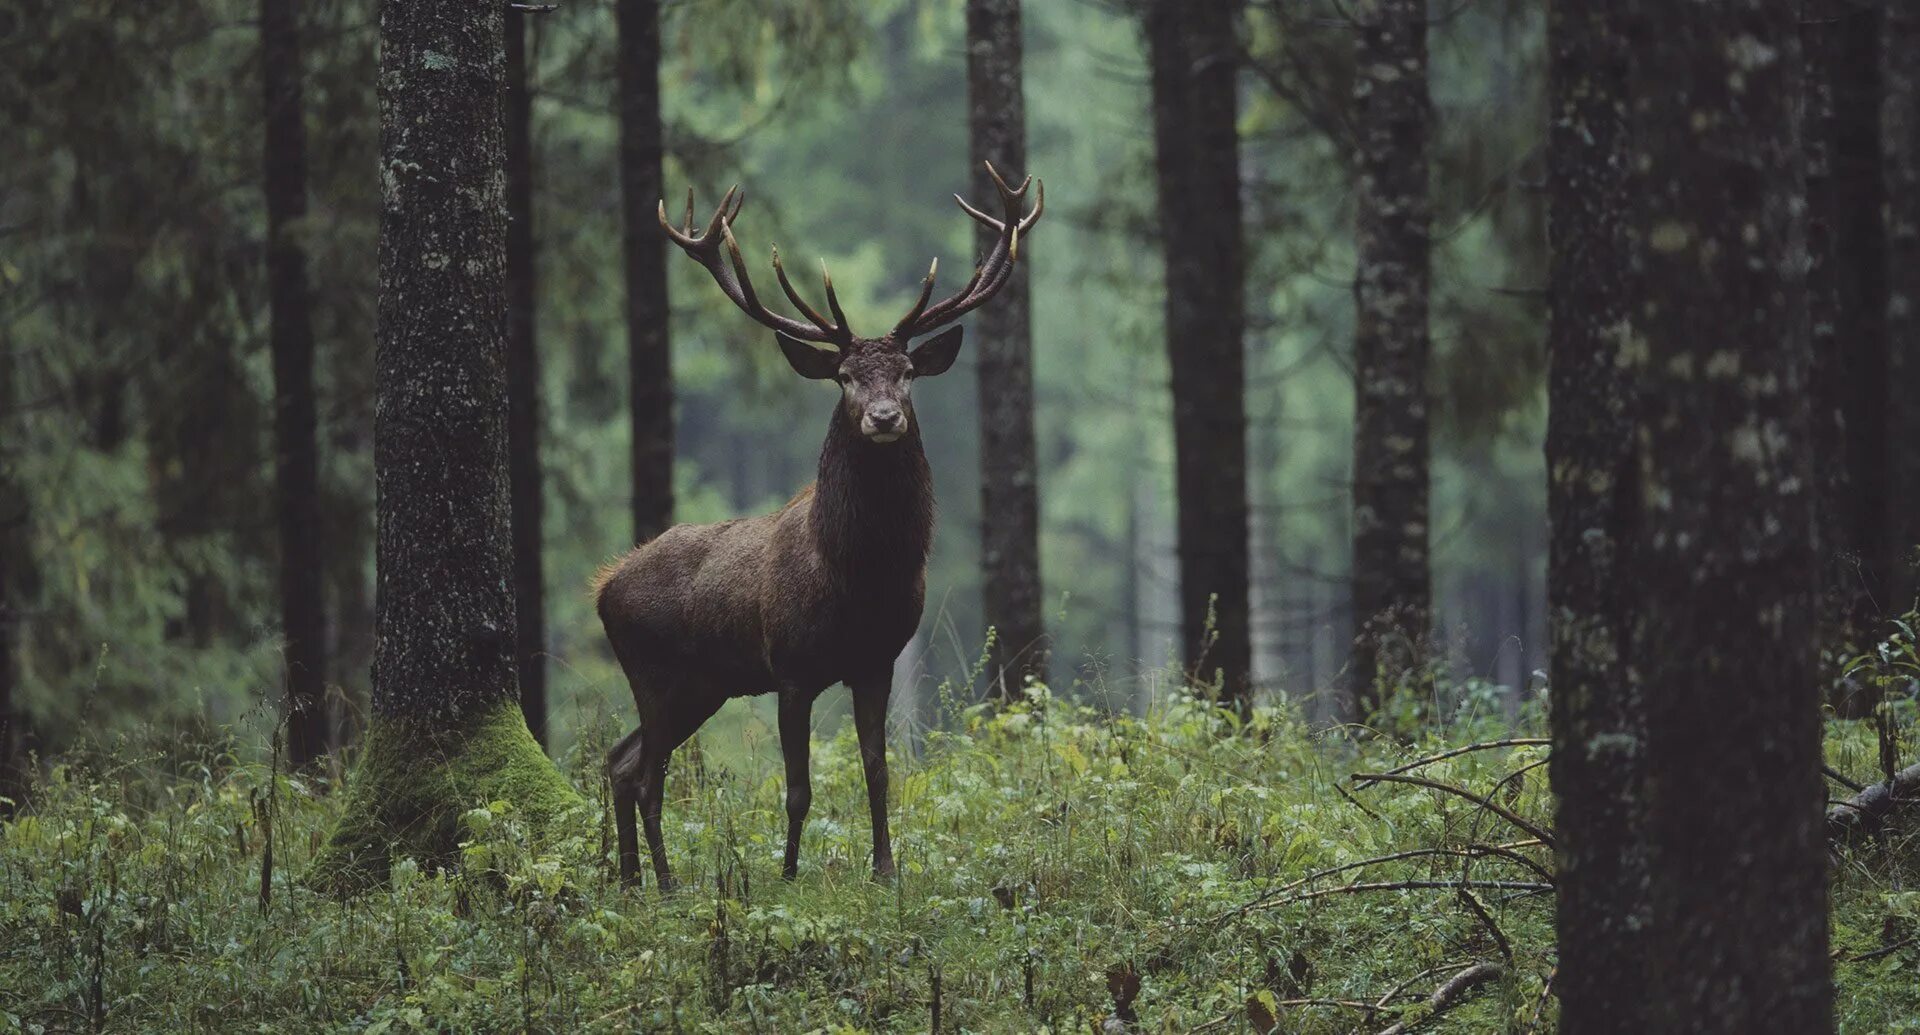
[307,700,586,893]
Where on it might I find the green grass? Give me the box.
[1,686,1915,1033]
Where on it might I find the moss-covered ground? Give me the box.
[0,687,1915,1032]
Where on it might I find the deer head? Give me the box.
[659,163,1045,444]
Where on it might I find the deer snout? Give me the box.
[860,404,908,443]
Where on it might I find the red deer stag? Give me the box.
[596,164,1044,888]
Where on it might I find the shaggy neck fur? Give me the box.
[809,405,935,586]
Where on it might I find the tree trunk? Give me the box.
[505,8,546,746]
[967,0,1046,697]
[261,0,329,767]
[1145,0,1252,710]
[1348,0,1432,719]
[312,0,581,891]
[0,321,26,814]
[1544,3,1647,1030]
[1806,2,1890,716]
[1629,4,1833,1030]
[1890,7,1920,609]
[619,0,673,545]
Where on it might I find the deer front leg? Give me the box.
[606,728,646,887]
[777,692,813,880]
[849,673,895,880]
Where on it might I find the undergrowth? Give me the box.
[1,685,1916,1033]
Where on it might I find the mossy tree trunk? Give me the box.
[1629,2,1833,1029]
[1348,0,1432,719]
[967,0,1047,697]
[261,0,330,767]
[313,0,582,890]
[1890,7,1920,608]
[619,0,674,546]
[505,7,547,746]
[1145,0,1253,710]
[1545,3,1647,1029]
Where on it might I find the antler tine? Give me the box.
[983,160,1032,204]
[893,258,941,335]
[682,186,695,233]
[820,260,850,334]
[771,246,840,338]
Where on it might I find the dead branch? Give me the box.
[1374,962,1504,1035]
[1826,761,1920,843]
[1823,764,1867,793]
[1350,772,1556,847]
[1241,879,1552,914]
[1455,886,1513,965]
[1354,739,1550,788]
[1220,844,1554,922]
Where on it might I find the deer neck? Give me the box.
[810,406,935,574]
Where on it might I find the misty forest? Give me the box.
[2,0,1918,1031]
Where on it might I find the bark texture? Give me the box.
[1348,0,1432,717]
[1629,4,1833,1030]
[505,9,546,745]
[1544,4,1647,1030]
[1805,3,1890,713]
[1887,8,1920,609]
[313,0,581,890]
[261,0,329,766]
[619,0,674,545]
[967,0,1046,695]
[1145,0,1252,707]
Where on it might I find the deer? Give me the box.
[594,163,1044,889]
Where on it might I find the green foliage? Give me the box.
[5,689,1915,1032]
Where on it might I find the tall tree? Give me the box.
[1629,3,1832,1029]
[1545,3,1646,1029]
[1890,7,1920,607]
[1347,0,1432,717]
[1145,0,1252,708]
[619,0,673,545]
[967,0,1046,695]
[1805,2,1890,714]
[0,323,26,813]
[312,0,581,888]
[260,0,329,766]
[505,7,546,745]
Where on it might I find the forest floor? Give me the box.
[1,685,1916,1033]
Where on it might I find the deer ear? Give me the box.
[776,332,841,380]
[908,325,964,377]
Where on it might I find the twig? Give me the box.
[508,2,558,11]
[1824,764,1867,793]
[1374,962,1504,1035]
[1520,965,1557,1035]
[1832,935,1918,964]
[1350,772,1556,847]
[1239,880,1552,914]
[1354,739,1549,788]
[1455,886,1513,965]
[1220,844,1552,922]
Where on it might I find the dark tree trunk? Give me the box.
[1544,3,1647,1029]
[1805,3,1890,715]
[1628,3,1833,1030]
[312,0,579,890]
[1145,0,1252,709]
[0,324,27,813]
[967,0,1046,696]
[1348,0,1432,718]
[1891,7,1920,608]
[261,0,329,766]
[505,8,546,746]
[619,0,673,545]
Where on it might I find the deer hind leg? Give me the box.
[606,728,647,887]
[636,691,726,893]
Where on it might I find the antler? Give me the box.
[894,161,1045,340]
[657,186,853,345]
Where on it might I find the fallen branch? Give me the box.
[1826,761,1920,843]
[1354,739,1549,788]
[1350,772,1556,848]
[1241,879,1552,914]
[1219,844,1553,922]
[1823,764,1867,793]
[1374,962,1504,1035]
